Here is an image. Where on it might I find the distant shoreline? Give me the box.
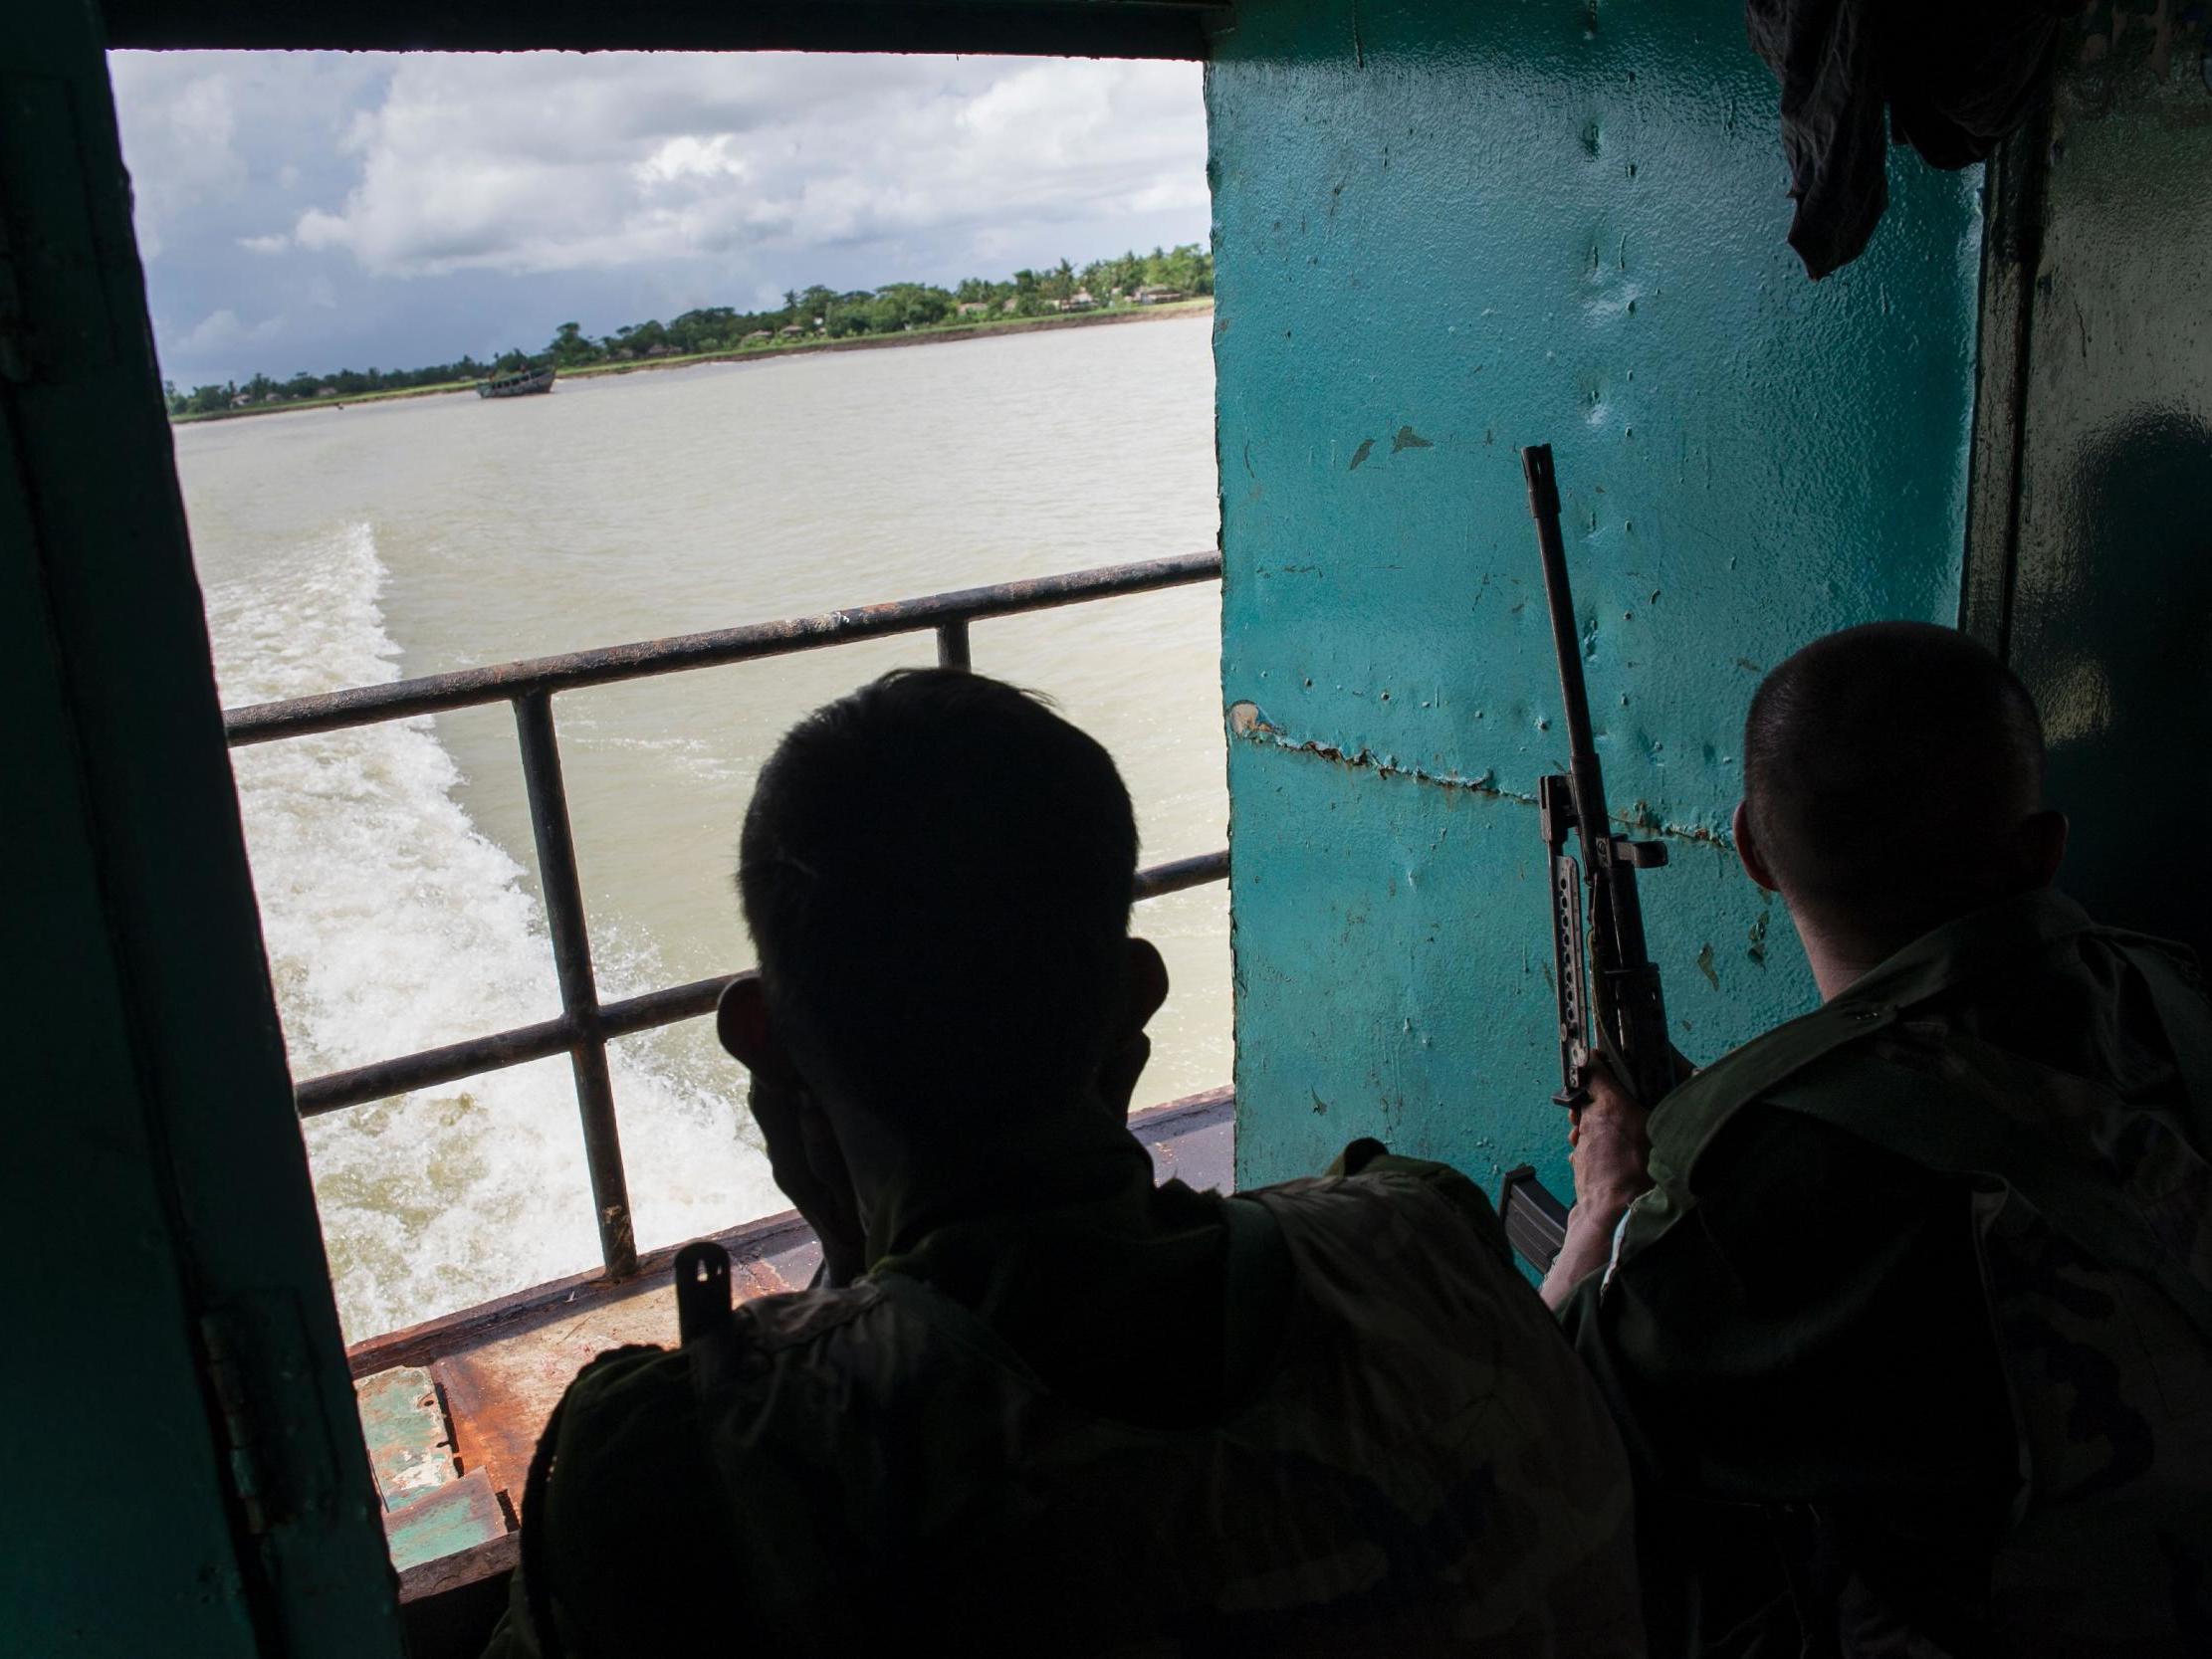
[169,299,1215,426]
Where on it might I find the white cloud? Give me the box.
[288,53,1206,280]
[635,133,747,187]
[293,207,352,251]
[108,58,246,258]
[110,50,398,290]
[180,307,285,353]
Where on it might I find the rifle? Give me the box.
[1497,445,1676,1272]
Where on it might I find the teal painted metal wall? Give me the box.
[1208,0,1986,1191]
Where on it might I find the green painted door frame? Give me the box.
[3,3,403,1651]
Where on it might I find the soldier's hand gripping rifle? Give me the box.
[1497,445,1676,1272]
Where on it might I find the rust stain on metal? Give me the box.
[1227,702,1738,851]
[430,1227,822,1514]
[1229,700,1513,798]
[436,1284,691,1513]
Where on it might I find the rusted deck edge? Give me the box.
[1123,1083,1232,1139]
[346,1086,1235,1379]
[346,1205,812,1378]
[396,1529,518,1607]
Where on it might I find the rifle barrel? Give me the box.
[1522,446,1603,771]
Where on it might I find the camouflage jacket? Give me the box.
[1561,889,2212,1657]
[485,1143,1641,1657]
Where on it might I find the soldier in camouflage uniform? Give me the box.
[486,670,1641,1658]
[1544,623,2212,1657]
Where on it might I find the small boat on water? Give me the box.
[476,362,555,399]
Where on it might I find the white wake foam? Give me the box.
[209,522,782,1341]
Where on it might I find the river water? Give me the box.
[176,314,1225,1341]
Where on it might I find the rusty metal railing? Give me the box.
[224,552,1226,1278]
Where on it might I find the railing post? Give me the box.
[936,619,971,671]
[512,691,637,1278]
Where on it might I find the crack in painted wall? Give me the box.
[1227,701,1738,855]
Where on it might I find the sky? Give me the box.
[108,52,1210,390]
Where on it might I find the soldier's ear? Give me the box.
[717,975,798,1081]
[2018,809,2069,890]
[1732,800,1780,893]
[1118,937,1170,1039]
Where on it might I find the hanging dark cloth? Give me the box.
[1747,0,2078,280]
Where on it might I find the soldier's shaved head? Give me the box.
[1742,622,2052,953]
[737,668,1140,1126]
